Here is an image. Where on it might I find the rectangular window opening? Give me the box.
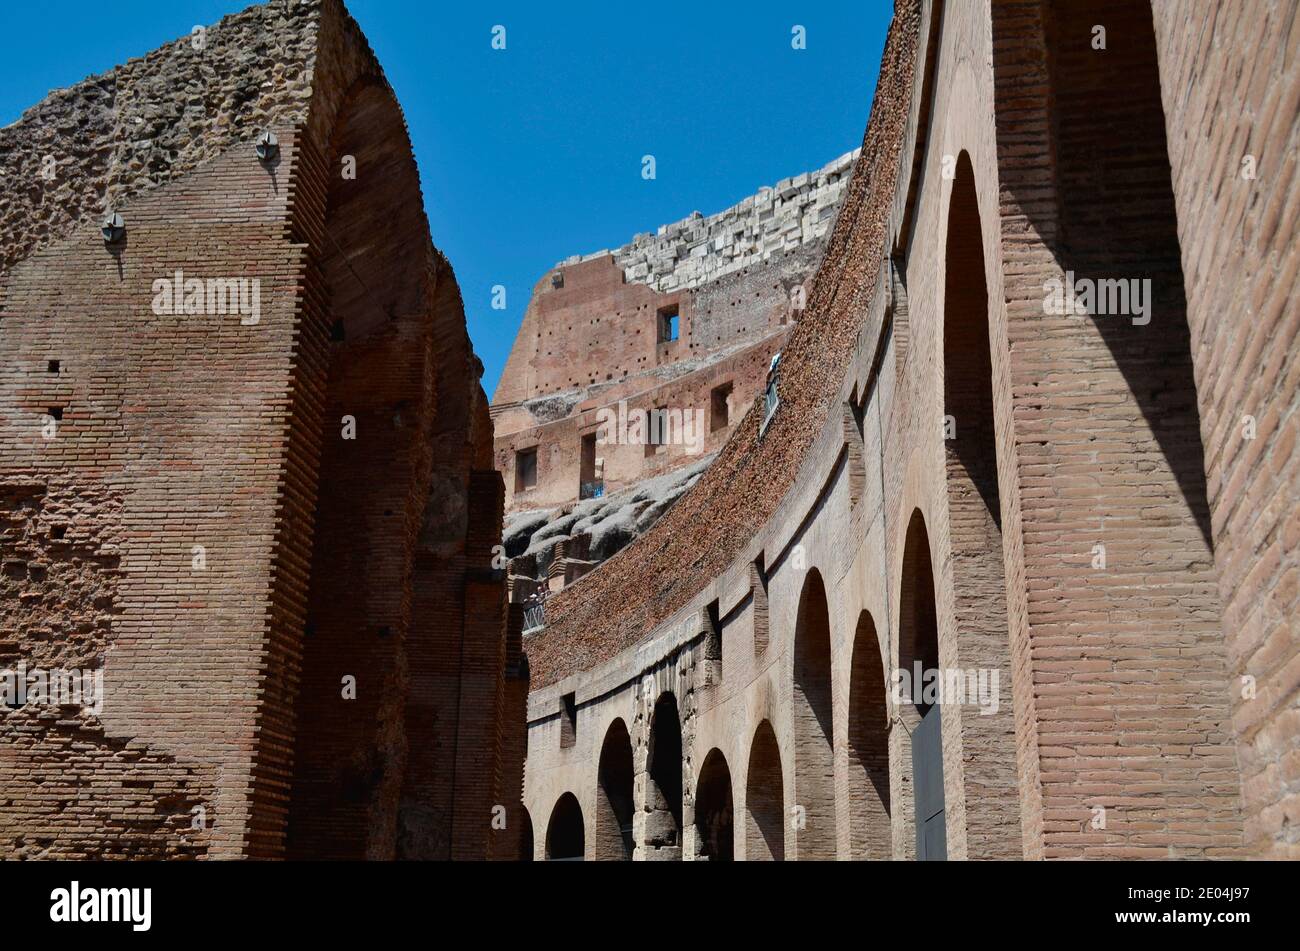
[515,447,538,492]
[579,433,604,499]
[645,406,667,457]
[560,692,577,749]
[657,305,680,343]
[710,381,733,432]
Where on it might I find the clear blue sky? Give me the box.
[0,1,890,396]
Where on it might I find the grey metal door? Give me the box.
[911,704,947,860]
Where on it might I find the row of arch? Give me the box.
[538,528,962,862]
[534,0,1215,860]
[537,144,1008,861]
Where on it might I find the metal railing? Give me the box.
[522,600,546,633]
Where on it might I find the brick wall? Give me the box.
[1151,0,1300,857]
[1,0,519,860]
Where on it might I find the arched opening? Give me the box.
[520,807,533,861]
[645,693,683,859]
[848,611,891,859]
[944,152,1003,534]
[941,151,1018,856]
[898,510,944,860]
[694,749,734,861]
[744,720,784,861]
[594,719,634,860]
[792,568,835,859]
[545,792,584,861]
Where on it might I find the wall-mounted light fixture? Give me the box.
[255,130,279,163]
[101,212,125,245]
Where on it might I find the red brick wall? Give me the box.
[1151,0,1300,858]
[497,329,786,512]
[1,0,520,861]
[989,0,1242,858]
[0,130,311,858]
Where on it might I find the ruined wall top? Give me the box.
[559,149,859,294]
[0,0,321,274]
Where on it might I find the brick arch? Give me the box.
[847,610,891,859]
[594,717,634,860]
[940,150,1019,855]
[744,719,785,861]
[695,748,734,861]
[792,567,836,859]
[896,509,941,859]
[645,692,684,859]
[545,792,584,860]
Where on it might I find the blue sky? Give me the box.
[0,1,890,396]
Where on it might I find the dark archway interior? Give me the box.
[942,150,1021,858]
[848,611,891,859]
[745,720,785,861]
[520,808,534,861]
[287,76,439,860]
[546,792,584,860]
[944,151,1001,532]
[646,694,683,858]
[695,749,735,861]
[898,512,940,717]
[595,719,635,860]
[898,511,946,860]
[793,568,836,859]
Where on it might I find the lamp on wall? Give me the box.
[100,212,125,245]
[255,130,279,162]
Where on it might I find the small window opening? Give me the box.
[560,692,577,749]
[47,360,60,374]
[645,406,667,457]
[516,447,538,492]
[701,598,724,686]
[657,305,679,343]
[580,433,604,499]
[710,382,733,432]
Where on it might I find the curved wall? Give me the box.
[524,0,1293,860]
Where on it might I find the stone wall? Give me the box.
[0,0,520,861]
[522,0,1284,862]
[594,149,858,294]
[1151,0,1300,858]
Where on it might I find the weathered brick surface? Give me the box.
[523,0,1280,862]
[1151,0,1300,858]
[1,0,520,860]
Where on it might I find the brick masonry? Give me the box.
[523,0,1295,861]
[0,0,522,860]
[492,159,854,518]
[1152,0,1300,858]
